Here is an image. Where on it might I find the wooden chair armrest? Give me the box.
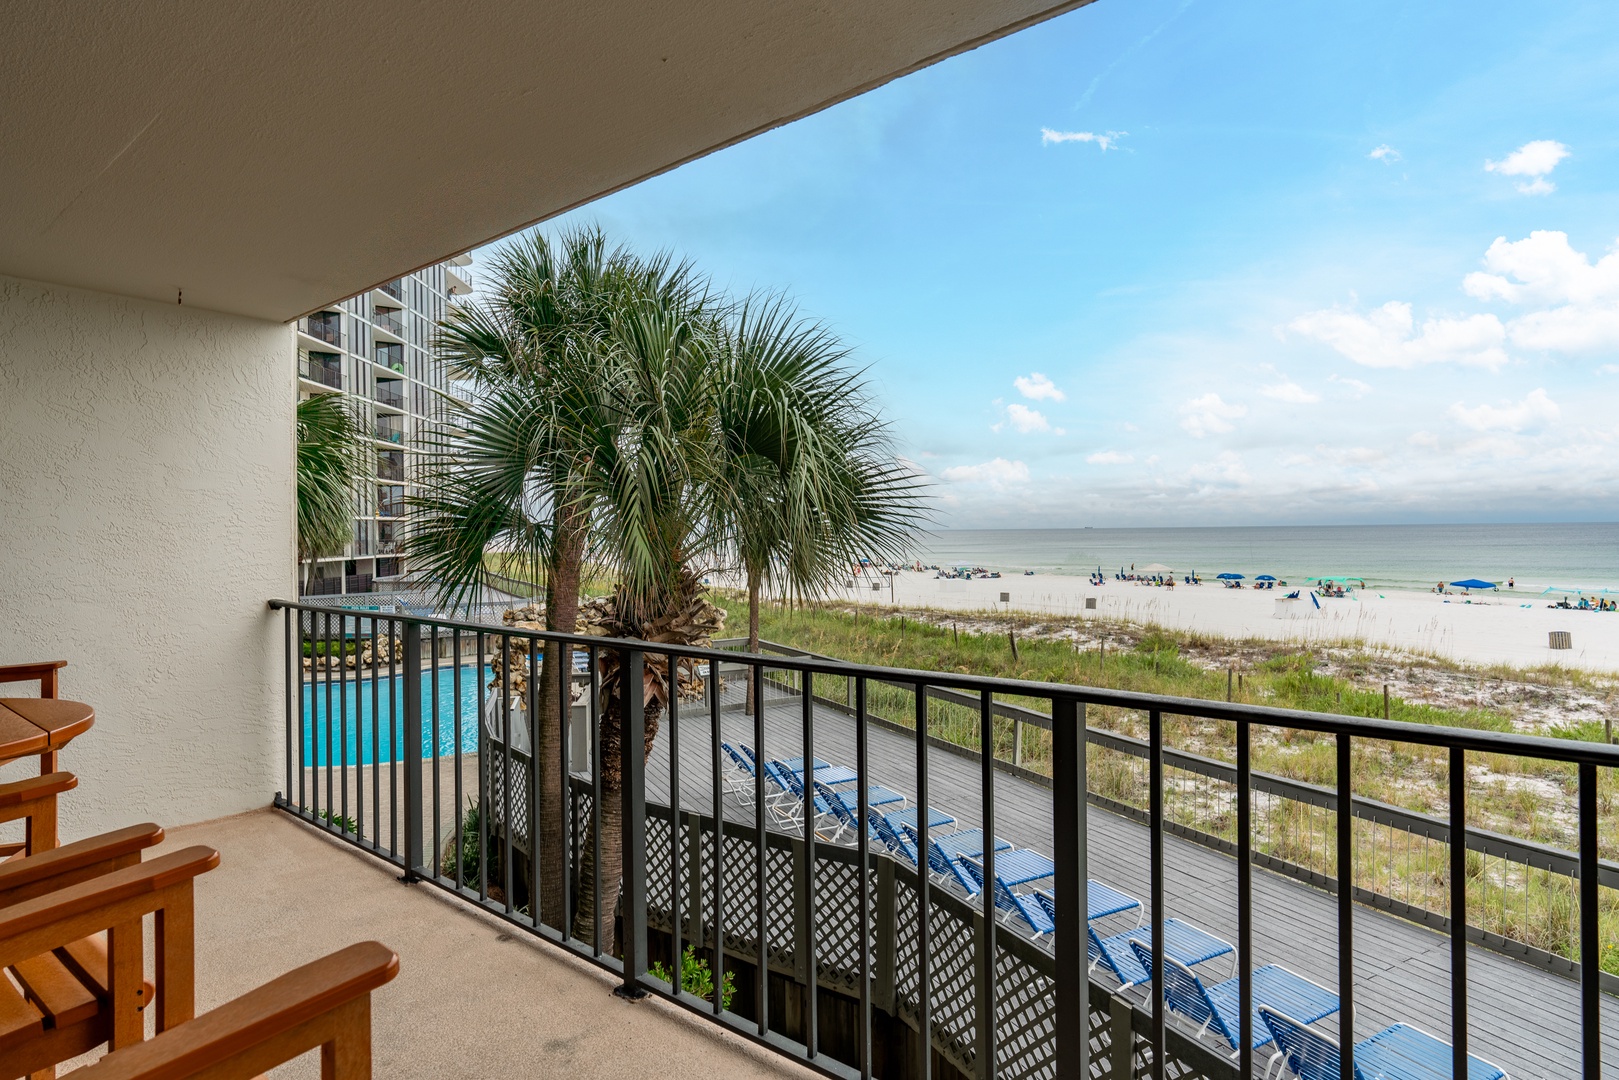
[68,941,399,1080]
[0,845,219,967]
[0,823,163,905]
[0,771,77,809]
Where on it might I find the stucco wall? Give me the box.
[0,274,294,836]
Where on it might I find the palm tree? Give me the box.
[296,394,366,594]
[714,295,927,663]
[409,225,703,925]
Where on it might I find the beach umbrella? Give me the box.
[1449,578,1496,590]
[1255,574,1277,582]
[1216,572,1244,580]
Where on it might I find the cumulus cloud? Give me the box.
[1260,377,1321,404]
[940,458,1030,487]
[1004,403,1051,434]
[1408,431,1441,448]
[1329,374,1372,396]
[1179,393,1247,437]
[1288,301,1507,369]
[1461,231,1619,352]
[1014,372,1066,401]
[1447,388,1560,433]
[1086,451,1134,465]
[1368,144,1401,163]
[1040,128,1125,151]
[1484,140,1569,195]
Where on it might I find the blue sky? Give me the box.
[481,0,1619,528]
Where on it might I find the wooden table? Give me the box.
[0,698,94,772]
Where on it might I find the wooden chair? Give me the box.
[0,663,68,775]
[0,773,78,860]
[0,844,217,1079]
[64,941,398,1079]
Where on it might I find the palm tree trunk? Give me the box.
[572,664,663,951]
[536,505,587,926]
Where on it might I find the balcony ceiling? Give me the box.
[0,0,1089,322]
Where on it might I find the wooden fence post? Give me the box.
[874,858,897,1013]
[1109,992,1135,1079]
[793,833,811,983]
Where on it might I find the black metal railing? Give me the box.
[374,381,404,409]
[376,452,404,482]
[372,309,404,336]
[268,600,1616,1080]
[375,417,405,444]
[378,279,404,301]
[301,313,343,347]
[298,351,342,390]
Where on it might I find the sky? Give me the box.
[478,0,1619,529]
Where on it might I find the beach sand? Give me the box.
[826,572,1619,673]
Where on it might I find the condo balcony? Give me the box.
[375,381,405,410]
[264,606,1619,1080]
[298,350,343,391]
[372,308,404,338]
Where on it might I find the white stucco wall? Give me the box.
[0,274,294,836]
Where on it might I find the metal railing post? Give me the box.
[618,646,648,998]
[1052,697,1088,1080]
[402,620,423,882]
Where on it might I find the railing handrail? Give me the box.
[270,600,1619,768]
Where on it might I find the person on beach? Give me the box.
[1508,577,1515,589]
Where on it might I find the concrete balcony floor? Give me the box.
[70,809,817,1078]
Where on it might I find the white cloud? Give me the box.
[1013,372,1066,401]
[1600,364,1619,375]
[1461,231,1619,352]
[1329,374,1372,396]
[1086,451,1134,465]
[1484,140,1569,195]
[1447,388,1560,433]
[1004,403,1051,433]
[1179,393,1247,437]
[940,458,1030,487]
[1260,378,1321,404]
[1040,128,1125,151]
[1408,431,1440,448]
[1287,301,1507,369]
[1368,144,1401,163]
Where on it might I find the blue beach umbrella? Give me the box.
[1255,574,1277,582]
[1450,579,1496,590]
[1216,572,1244,580]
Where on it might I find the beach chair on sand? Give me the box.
[1261,1006,1507,1080]
[0,842,217,1078]
[1089,917,1233,989]
[70,941,399,1080]
[1128,942,1337,1060]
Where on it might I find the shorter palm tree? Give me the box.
[296,394,366,593]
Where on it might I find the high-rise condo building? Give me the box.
[294,257,472,595]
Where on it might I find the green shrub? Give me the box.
[649,945,736,1009]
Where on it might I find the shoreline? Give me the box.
[814,571,1619,673]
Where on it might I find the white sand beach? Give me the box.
[827,572,1619,672]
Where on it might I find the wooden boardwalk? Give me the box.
[643,681,1616,1079]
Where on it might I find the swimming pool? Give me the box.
[299,663,494,766]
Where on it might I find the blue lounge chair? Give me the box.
[1127,942,1337,1056]
[812,779,906,841]
[766,761,841,832]
[958,859,1054,939]
[867,807,923,866]
[1260,1007,1507,1080]
[923,829,1013,896]
[1089,918,1232,989]
[1031,879,1142,925]
[720,742,758,803]
[884,806,956,835]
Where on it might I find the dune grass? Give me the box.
[717,596,1618,972]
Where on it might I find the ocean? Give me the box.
[914,523,1619,595]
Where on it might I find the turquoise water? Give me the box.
[301,663,491,767]
[917,523,1619,594]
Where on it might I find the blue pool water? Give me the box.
[300,664,493,766]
